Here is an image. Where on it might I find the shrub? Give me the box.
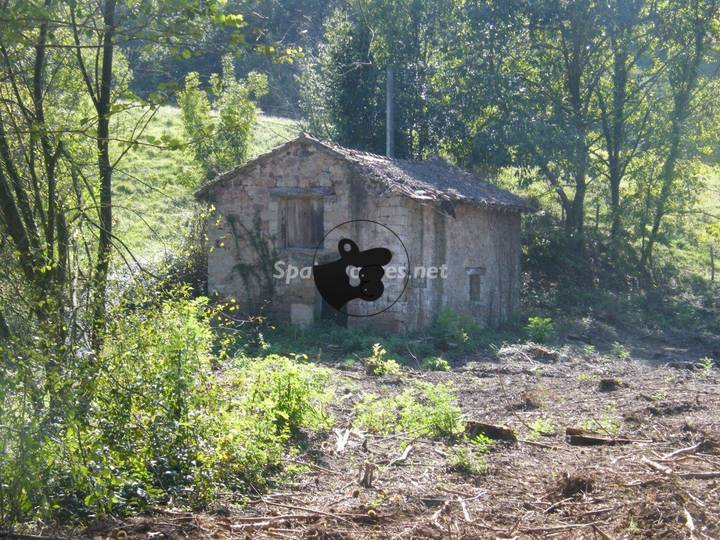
[431,309,480,351]
[0,290,334,524]
[611,341,631,360]
[470,433,495,452]
[698,356,714,372]
[354,382,463,438]
[365,343,401,376]
[526,316,554,343]
[421,356,450,371]
[234,354,333,436]
[528,418,556,439]
[448,445,488,476]
[196,355,332,497]
[581,414,621,435]
[0,292,219,520]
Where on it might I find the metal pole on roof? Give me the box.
[386,65,395,158]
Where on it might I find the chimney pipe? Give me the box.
[386,65,395,158]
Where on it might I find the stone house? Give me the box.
[195,134,535,332]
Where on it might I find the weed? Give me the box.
[354,382,463,438]
[699,356,715,372]
[420,356,450,371]
[650,389,667,401]
[526,316,554,343]
[431,309,480,351]
[627,516,641,535]
[611,341,631,360]
[470,433,494,452]
[582,344,596,355]
[448,445,488,476]
[577,372,599,382]
[528,417,556,439]
[581,414,621,435]
[365,343,401,376]
[235,354,334,435]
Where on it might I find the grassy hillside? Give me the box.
[112,106,299,262]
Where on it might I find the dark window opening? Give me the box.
[281,197,324,248]
[469,274,481,302]
[466,266,485,302]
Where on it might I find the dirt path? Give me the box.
[80,348,720,539]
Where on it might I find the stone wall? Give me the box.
[204,139,521,332]
[390,201,521,332]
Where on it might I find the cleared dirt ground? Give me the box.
[70,344,720,540]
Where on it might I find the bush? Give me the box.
[447,445,488,476]
[365,343,401,376]
[431,309,480,351]
[195,355,332,497]
[611,341,631,360]
[698,356,714,372]
[0,291,217,521]
[420,356,450,371]
[526,316,554,343]
[233,354,333,436]
[0,290,334,525]
[354,382,463,438]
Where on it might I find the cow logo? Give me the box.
[312,220,410,318]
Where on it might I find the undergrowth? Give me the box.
[365,343,401,376]
[224,308,524,365]
[354,382,464,438]
[0,290,332,525]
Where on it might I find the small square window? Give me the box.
[281,197,324,248]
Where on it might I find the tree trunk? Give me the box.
[640,92,687,271]
[0,310,9,339]
[640,1,711,271]
[91,0,117,352]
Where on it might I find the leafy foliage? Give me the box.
[0,291,333,524]
[447,445,488,476]
[354,382,463,438]
[179,55,268,178]
[431,309,481,352]
[365,343,402,376]
[611,341,631,360]
[421,356,451,372]
[526,317,555,344]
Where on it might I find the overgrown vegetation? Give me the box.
[2,0,719,533]
[354,382,463,438]
[526,317,555,344]
[365,343,402,376]
[0,290,332,524]
[447,445,488,476]
[421,356,451,372]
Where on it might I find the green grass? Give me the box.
[111,106,299,261]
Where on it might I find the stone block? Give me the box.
[290,303,314,328]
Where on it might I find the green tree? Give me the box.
[0,0,247,521]
[300,1,454,159]
[179,54,267,178]
[639,0,720,270]
[299,8,386,154]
